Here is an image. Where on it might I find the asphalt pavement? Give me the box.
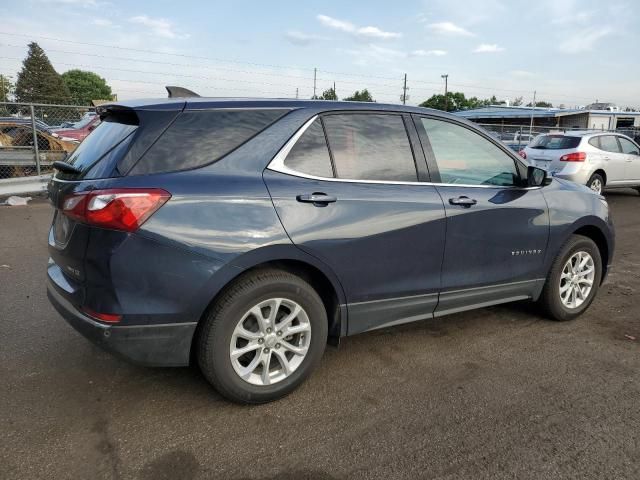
[1,192,639,479]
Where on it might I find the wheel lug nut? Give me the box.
[266,327,272,333]
[258,338,264,344]
[277,331,282,336]
[264,348,270,353]
[275,343,281,349]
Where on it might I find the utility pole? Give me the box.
[402,73,408,105]
[295,88,299,99]
[441,74,449,111]
[529,90,536,136]
[313,68,317,99]
[333,81,336,99]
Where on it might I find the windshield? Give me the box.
[72,115,97,129]
[530,135,581,150]
[61,116,138,178]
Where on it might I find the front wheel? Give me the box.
[586,173,605,194]
[538,235,602,321]
[197,269,327,404]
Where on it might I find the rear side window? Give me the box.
[131,109,287,175]
[599,136,621,153]
[618,137,639,155]
[62,116,138,179]
[284,118,334,178]
[529,135,581,150]
[421,118,519,187]
[322,113,417,182]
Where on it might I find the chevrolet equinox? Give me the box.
[47,98,615,403]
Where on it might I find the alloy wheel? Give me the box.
[589,178,602,194]
[559,251,595,309]
[229,298,311,386]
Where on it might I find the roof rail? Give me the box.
[165,86,200,98]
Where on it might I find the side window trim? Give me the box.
[318,116,338,178]
[414,114,526,188]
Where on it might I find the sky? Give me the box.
[1,0,639,107]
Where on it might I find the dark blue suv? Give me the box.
[47,98,614,403]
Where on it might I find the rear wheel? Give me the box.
[197,269,327,404]
[538,235,602,321]
[586,173,604,194]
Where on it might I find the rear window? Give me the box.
[130,109,288,175]
[529,135,581,150]
[61,116,138,179]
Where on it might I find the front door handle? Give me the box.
[296,193,337,207]
[449,196,477,207]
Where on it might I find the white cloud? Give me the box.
[427,21,474,37]
[473,43,504,53]
[285,31,326,46]
[511,70,534,77]
[558,27,612,53]
[128,15,189,40]
[91,18,119,28]
[411,49,447,57]
[317,14,401,40]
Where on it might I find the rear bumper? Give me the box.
[47,279,196,367]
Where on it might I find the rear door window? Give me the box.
[131,109,288,175]
[322,113,417,182]
[599,136,621,153]
[284,118,334,178]
[421,117,519,186]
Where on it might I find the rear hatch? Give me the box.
[525,134,582,173]
[47,103,182,304]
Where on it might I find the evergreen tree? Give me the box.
[15,42,71,104]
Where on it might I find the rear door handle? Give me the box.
[449,196,477,207]
[296,193,337,206]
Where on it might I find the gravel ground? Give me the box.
[1,191,639,480]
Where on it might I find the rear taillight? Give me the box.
[560,152,587,162]
[62,188,170,232]
[518,150,527,159]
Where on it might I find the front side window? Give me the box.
[421,118,519,186]
[322,113,417,182]
[618,137,640,155]
[598,136,621,153]
[284,118,334,178]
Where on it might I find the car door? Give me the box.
[413,115,549,317]
[264,112,446,335]
[596,135,626,184]
[617,136,640,182]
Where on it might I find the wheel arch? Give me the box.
[572,223,611,282]
[190,246,347,363]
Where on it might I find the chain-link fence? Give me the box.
[476,123,640,152]
[0,102,95,180]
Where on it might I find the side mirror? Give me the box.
[527,166,550,187]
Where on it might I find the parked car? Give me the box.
[52,114,101,142]
[519,132,640,194]
[47,98,614,403]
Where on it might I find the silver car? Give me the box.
[520,131,640,194]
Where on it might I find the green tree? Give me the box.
[526,100,553,108]
[512,96,523,106]
[0,74,13,102]
[15,42,71,104]
[61,69,113,105]
[343,89,374,102]
[317,87,338,100]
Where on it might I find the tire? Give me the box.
[538,235,602,321]
[197,269,327,404]
[586,173,605,195]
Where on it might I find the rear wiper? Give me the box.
[52,161,82,175]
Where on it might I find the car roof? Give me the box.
[98,96,452,117]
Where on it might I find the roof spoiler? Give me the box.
[166,86,200,98]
